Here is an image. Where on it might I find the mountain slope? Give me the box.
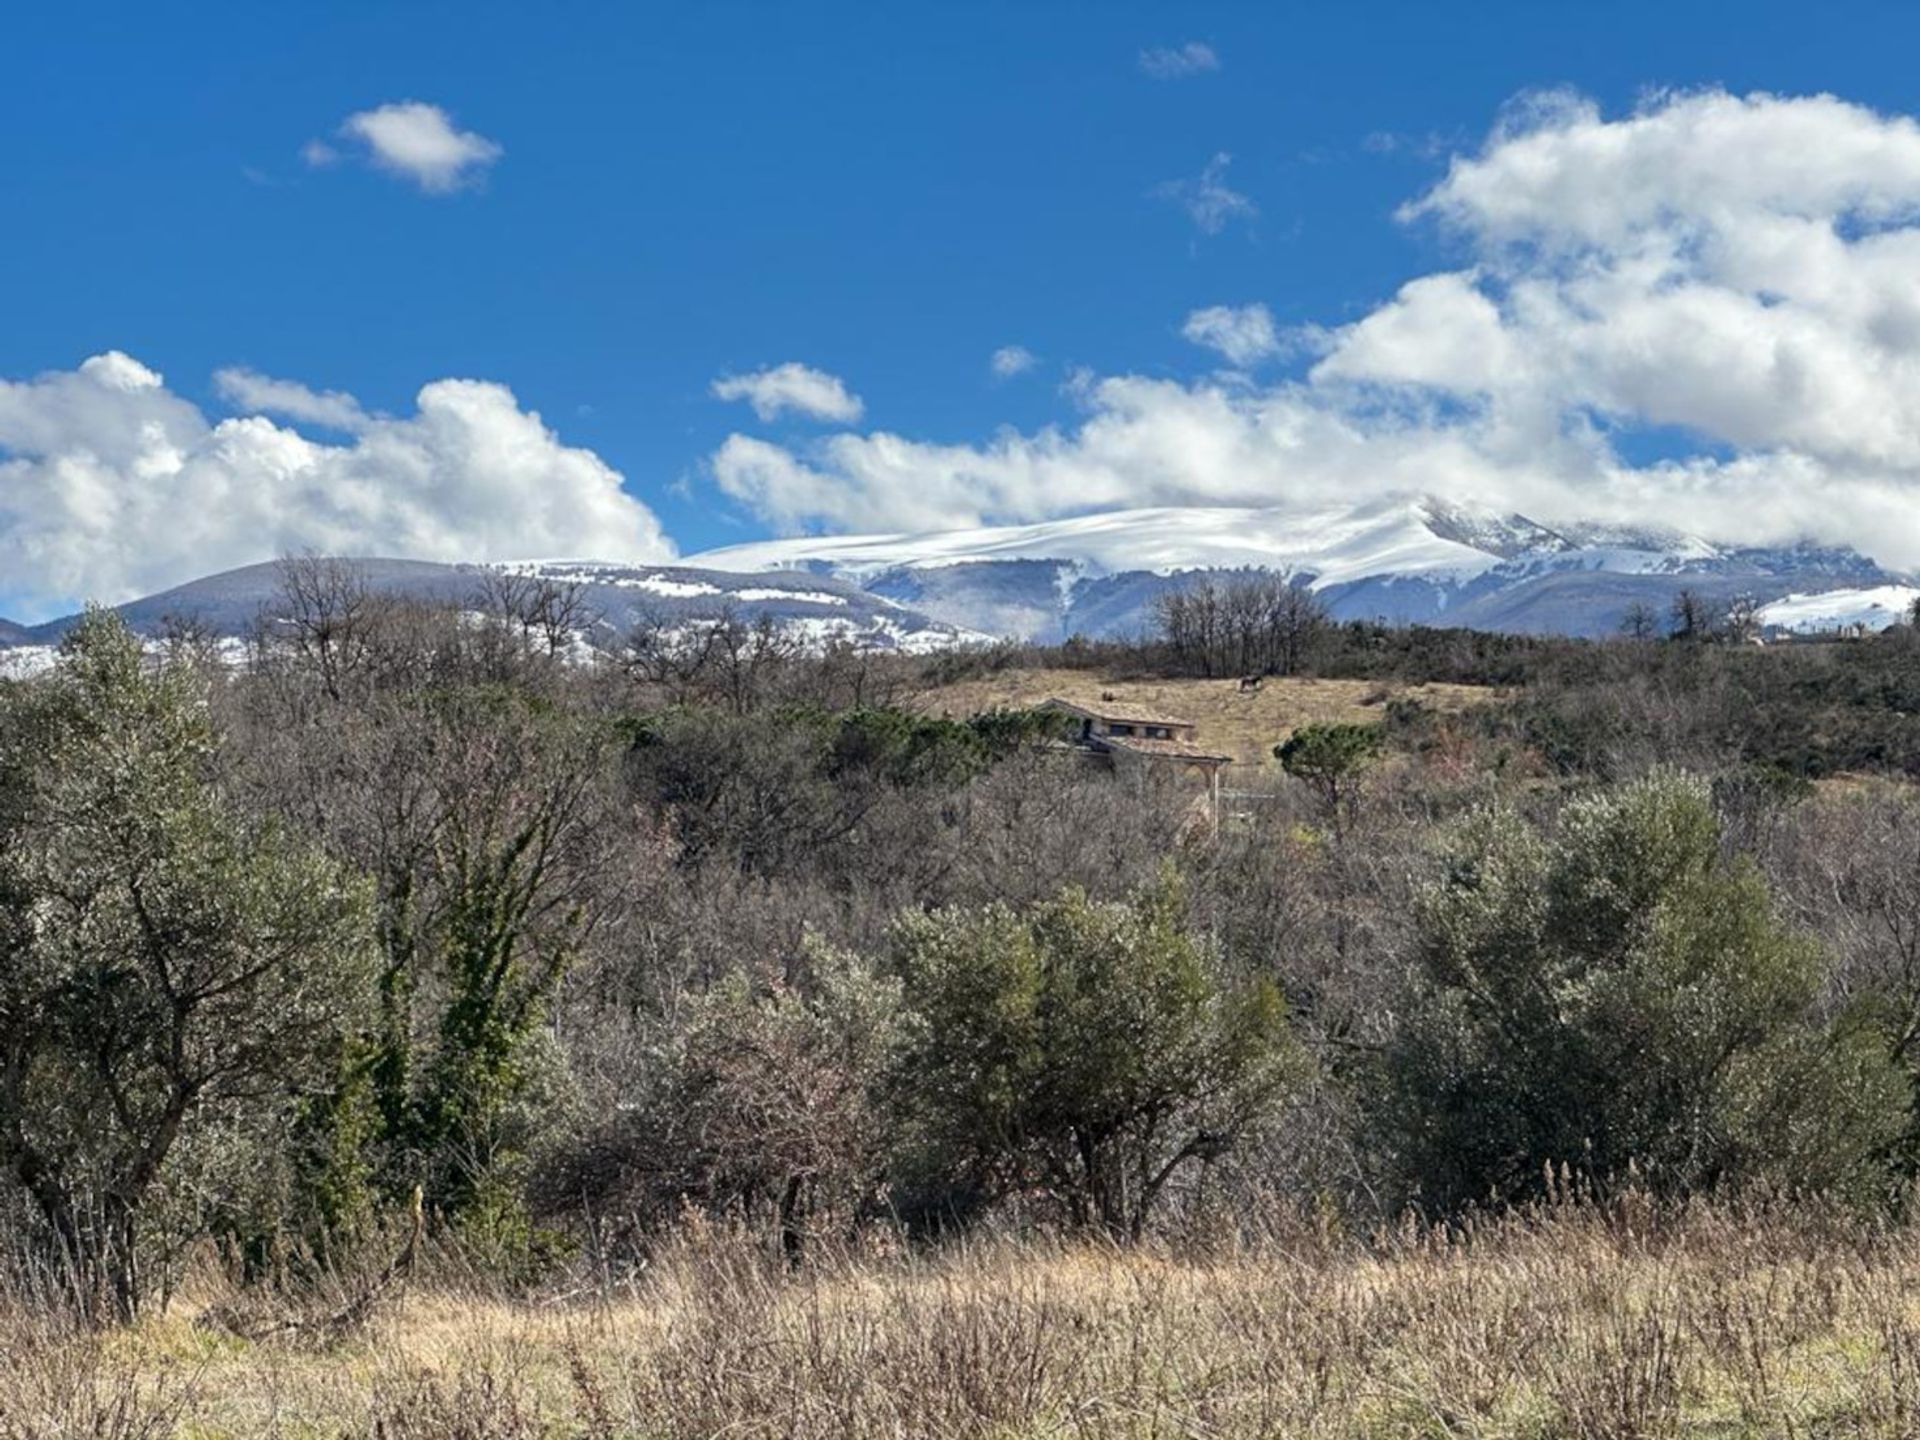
[689,496,1906,640]
[695,497,1513,589]
[3,558,974,656]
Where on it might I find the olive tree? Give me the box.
[1381,772,1904,1211]
[0,611,372,1320]
[889,876,1299,1238]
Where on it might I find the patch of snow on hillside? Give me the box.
[634,575,721,598]
[0,646,59,679]
[0,634,258,680]
[1757,586,1920,633]
[734,587,846,606]
[501,561,723,598]
[635,611,975,655]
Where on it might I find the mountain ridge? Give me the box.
[0,557,978,660]
[5,497,1910,653]
[687,496,1908,640]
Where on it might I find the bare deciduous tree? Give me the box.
[471,567,598,659]
[1619,601,1660,642]
[269,554,384,700]
[1155,574,1328,679]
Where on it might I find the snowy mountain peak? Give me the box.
[687,495,1906,641]
[1413,497,1572,560]
[692,494,1532,589]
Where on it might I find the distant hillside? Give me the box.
[0,557,977,657]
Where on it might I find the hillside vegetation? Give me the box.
[11,560,1920,1434]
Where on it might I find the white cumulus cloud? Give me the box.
[1139,42,1219,79]
[0,353,671,620]
[707,89,1920,571]
[711,362,864,423]
[990,345,1038,379]
[1317,89,1920,489]
[1181,304,1281,366]
[314,101,503,193]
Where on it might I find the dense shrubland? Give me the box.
[10,557,1920,1405]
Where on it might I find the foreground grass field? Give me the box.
[912,667,1493,769]
[14,1201,1920,1438]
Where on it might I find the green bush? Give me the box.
[888,875,1300,1238]
[1380,772,1905,1210]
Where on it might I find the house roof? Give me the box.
[1040,697,1196,730]
[1098,734,1232,764]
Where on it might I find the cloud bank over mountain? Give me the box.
[0,353,672,620]
[713,90,1920,570]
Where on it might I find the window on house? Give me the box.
[1107,723,1135,736]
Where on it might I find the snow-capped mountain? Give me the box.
[697,498,1519,587]
[689,496,1904,640]
[0,557,976,660]
[3,498,1904,659]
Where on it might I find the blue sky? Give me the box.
[10,2,1920,616]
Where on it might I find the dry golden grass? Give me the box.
[14,1201,1920,1437]
[912,667,1495,769]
